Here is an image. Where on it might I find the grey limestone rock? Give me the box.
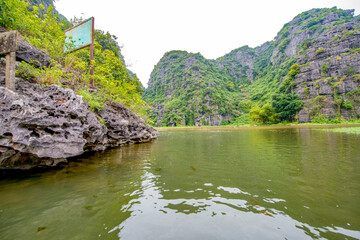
[0,27,51,68]
[16,40,51,68]
[99,102,158,147]
[294,20,360,121]
[0,80,157,169]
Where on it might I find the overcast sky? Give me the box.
[55,0,360,87]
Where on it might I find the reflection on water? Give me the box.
[0,128,359,239]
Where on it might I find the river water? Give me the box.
[0,127,359,240]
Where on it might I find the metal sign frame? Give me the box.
[64,17,95,86]
[64,17,94,52]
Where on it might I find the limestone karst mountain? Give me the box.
[143,8,360,126]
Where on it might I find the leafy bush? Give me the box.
[303,86,310,97]
[280,63,300,93]
[278,38,290,53]
[250,104,279,124]
[234,113,250,125]
[272,93,304,122]
[78,88,105,111]
[342,100,353,110]
[15,62,41,82]
[321,63,329,74]
[344,66,355,76]
[300,38,313,52]
[315,48,326,56]
[287,64,300,77]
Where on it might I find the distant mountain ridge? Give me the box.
[143,7,360,126]
[27,0,68,21]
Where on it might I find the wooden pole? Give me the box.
[5,52,16,91]
[89,17,95,88]
[0,31,19,91]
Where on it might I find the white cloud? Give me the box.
[55,0,360,87]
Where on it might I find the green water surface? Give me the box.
[0,128,359,239]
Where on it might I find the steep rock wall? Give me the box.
[294,24,360,122]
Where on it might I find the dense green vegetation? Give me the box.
[326,127,360,134]
[143,7,360,127]
[0,0,147,116]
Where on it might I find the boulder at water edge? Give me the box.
[0,80,157,170]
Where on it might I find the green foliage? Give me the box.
[311,114,342,124]
[95,29,125,62]
[342,100,353,110]
[143,7,359,126]
[1,0,147,117]
[327,127,360,134]
[344,66,355,76]
[272,93,304,122]
[303,86,310,98]
[287,63,300,77]
[341,29,358,40]
[15,61,41,82]
[233,113,250,125]
[315,48,326,56]
[349,48,360,55]
[330,35,340,43]
[78,88,105,111]
[16,60,74,85]
[299,38,313,52]
[309,96,327,117]
[0,0,66,62]
[321,63,329,74]
[143,50,235,126]
[250,104,279,124]
[280,63,300,93]
[98,118,106,126]
[308,25,321,34]
[278,38,290,53]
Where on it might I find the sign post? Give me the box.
[89,18,94,87]
[0,31,19,91]
[64,17,95,87]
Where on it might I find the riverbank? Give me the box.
[155,123,360,131]
[0,80,157,170]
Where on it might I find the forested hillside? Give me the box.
[143,7,360,126]
[0,0,147,116]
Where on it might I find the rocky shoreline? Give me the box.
[0,79,157,170]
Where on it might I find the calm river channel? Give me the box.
[0,127,359,239]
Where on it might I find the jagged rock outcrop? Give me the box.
[0,80,157,170]
[98,102,158,147]
[294,22,360,122]
[0,27,51,67]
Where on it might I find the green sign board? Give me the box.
[65,17,94,52]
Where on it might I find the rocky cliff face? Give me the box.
[144,51,232,127]
[27,0,67,21]
[294,22,360,122]
[0,79,157,170]
[144,7,360,126]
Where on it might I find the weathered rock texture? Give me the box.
[0,27,51,67]
[0,80,157,169]
[294,25,360,122]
